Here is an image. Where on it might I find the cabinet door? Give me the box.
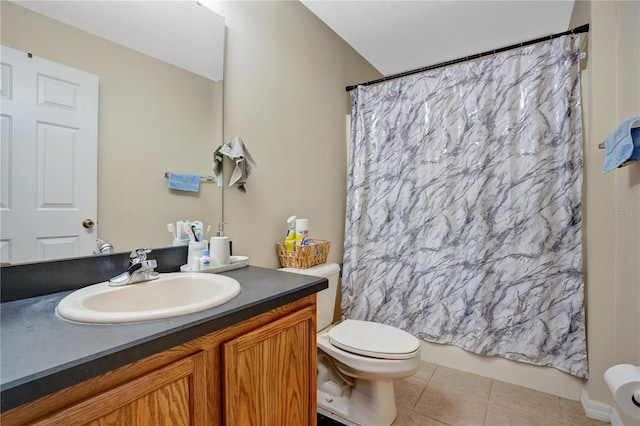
[29,352,206,426]
[223,306,316,426]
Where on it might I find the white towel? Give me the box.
[213,145,224,187]
[218,137,257,192]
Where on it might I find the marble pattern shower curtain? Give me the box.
[342,35,587,377]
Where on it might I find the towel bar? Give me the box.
[599,123,640,149]
[164,172,215,182]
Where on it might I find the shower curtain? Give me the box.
[342,35,587,378]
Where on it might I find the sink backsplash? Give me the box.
[0,247,187,302]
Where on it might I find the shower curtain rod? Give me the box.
[345,23,590,92]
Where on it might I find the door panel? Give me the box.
[0,45,98,264]
[223,306,317,426]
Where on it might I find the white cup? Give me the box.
[187,240,208,267]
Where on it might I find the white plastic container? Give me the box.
[295,218,309,246]
[199,249,212,269]
[189,256,200,271]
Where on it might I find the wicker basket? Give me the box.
[276,239,331,269]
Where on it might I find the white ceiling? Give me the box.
[301,0,576,77]
[11,0,226,81]
[13,1,577,83]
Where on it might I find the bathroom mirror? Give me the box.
[0,1,225,265]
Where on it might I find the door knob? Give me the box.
[82,219,95,229]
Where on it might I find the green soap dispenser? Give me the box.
[284,215,297,252]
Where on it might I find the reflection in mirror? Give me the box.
[0,1,225,265]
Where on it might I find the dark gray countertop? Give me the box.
[0,266,327,412]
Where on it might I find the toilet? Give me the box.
[280,263,421,426]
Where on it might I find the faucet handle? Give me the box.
[142,259,158,269]
[130,247,152,264]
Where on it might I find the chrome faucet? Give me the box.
[94,238,114,255]
[108,248,159,287]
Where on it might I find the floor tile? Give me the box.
[485,400,564,426]
[395,376,428,409]
[357,363,609,426]
[430,365,493,400]
[413,383,488,426]
[392,406,449,426]
[413,361,438,381]
[490,380,563,421]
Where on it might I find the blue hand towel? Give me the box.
[603,116,640,173]
[629,126,640,161]
[167,173,200,192]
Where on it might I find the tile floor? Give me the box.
[392,362,609,426]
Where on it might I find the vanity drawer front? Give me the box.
[25,352,206,426]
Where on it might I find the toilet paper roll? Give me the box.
[604,364,640,419]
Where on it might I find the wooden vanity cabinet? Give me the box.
[1,295,317,426]
[224,305,316,426]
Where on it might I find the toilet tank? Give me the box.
[279,262,340,331]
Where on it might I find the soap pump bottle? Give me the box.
[284,215,297,252]
[211,221,230,266]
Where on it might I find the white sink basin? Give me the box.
[56,272,241,324]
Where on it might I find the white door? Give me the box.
[0,46,98,265]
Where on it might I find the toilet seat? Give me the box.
[327,319,420,360]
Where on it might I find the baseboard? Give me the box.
[609,408,624,426]
[580,388,617,423]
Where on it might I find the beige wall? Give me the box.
[216,0,380,266]
[1,2,223,254]
[577,0,640,422]
[611,0,640,367]
[612,2,640,424]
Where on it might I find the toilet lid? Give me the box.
[327,319,420,360]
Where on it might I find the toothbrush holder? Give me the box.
[187,240,208,266]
